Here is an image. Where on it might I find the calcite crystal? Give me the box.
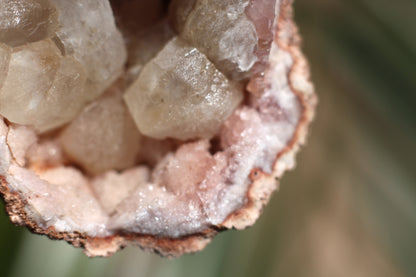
[0,0,316,257]
[0,40,87,132]
[0,0,126,132]
[124,37,242,140]
[171,0,257,80]
[61,88,141,174]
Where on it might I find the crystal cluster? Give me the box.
[124,0,277,140]
[0,0,126,132]
[0,0,276,142]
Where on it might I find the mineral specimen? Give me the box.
[0,0,317,258]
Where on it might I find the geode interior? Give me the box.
[0,0,316,256]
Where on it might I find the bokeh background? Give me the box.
[1,0,415,276]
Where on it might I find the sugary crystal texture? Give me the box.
[152,140,214,195]
[0,0,126,132]
[61,92,141,175]
[171,0,258,80]
[124,37,243,140]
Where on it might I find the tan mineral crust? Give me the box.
[0,0,316,257]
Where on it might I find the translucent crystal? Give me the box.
[127,20,175,81]
[172,0,258,80]
[61,92,141,174]
[0,0,126,133]
[124,37,243,140]
[50,0,127,99]
[0,43,11,90]
[0,39,88,132]
[0,0,59,47]
[246,0,277,94]
[246,0,276,42]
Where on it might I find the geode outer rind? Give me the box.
[0,0,316,257]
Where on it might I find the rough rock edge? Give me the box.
[0,0,316,258]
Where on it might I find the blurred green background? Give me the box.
[1,0,415,276]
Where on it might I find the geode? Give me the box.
[0,0,316,257]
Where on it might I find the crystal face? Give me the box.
[0,40,88,132]
[171,0,258,80]
[51,0,126,97]
[0,0,126,132]
[0,0,59,47]
[124,37,243,140]
[61,91,141,174]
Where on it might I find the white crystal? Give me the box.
[0,40,88,132]
[91,167,149,214]
[50,0,126,98]
[124,37,243,140]
[61,92,141,174]
[0,0,126,132]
